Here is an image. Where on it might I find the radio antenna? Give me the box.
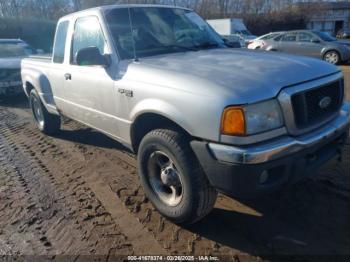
[128,8,139,62]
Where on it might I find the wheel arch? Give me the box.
[22,69,58,115]
[130,112,192,154]
[322,48,342,61]
[22,68,51,96]
[24,81,35,97]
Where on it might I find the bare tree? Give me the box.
[0,0,320,35]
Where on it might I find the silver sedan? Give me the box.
[261,30,350,65]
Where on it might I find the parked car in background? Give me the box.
[233,29,257,45]
[247,32,284,49]
[22,5,350,224]
[222,34,244,48]
[0,39,40,97]
[261,30,350,65]
[337,29,350,39]
[207,18,256,46]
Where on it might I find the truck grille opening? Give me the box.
[291,80,344,129]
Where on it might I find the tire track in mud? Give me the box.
[37,118,350,256]
[58,120,236,256]
[0,109,135,257]
[2,103,350,258]
[62,120,350,256]
[0,107,242,258]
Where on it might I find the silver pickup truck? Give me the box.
[21,5,350,224]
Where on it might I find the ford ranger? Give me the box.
[21,5,350,224]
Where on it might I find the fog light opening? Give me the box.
[259,170,269,185]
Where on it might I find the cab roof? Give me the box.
[60,4,191,20]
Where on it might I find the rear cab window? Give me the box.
[53,20,69,64]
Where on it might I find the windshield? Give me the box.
[0,43,35,58]
[105,7,224,60]
[260,33,280,40]
[313,31,337,42]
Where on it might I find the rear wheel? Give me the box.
[323,50,340,65]
[29,89,61,135]
[138,129,217,225]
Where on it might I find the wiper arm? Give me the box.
[163,45,197,51]
[194,42,220,50]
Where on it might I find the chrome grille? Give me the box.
[278,73,344,136]
[291,80,344,129]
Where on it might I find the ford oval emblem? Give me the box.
[319,96,332,109]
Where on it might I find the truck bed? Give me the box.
[24,54,52,63]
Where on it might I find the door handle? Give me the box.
[64,73,72,80]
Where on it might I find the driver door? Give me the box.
[278,32,300,55]
[62,16,119,136]
[297,32,323,58]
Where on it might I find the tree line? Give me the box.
[0,0,332,39]
[0,0,322,20]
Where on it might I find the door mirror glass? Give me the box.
[76,47,110,67]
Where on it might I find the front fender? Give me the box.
[130,98,194,135]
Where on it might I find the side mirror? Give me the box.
[311,39,321,43]
[76,47,110,67]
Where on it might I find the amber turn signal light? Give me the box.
[221,107,246,136]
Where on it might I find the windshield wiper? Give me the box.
[163,45,197,52]
[194,42,220,50]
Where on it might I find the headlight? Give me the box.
[221,99,284,136]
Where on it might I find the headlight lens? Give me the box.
[244,99,284,134]
[221,99,284,136]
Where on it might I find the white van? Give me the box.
[207,18,256,45]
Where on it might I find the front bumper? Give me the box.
[191,104,350,198]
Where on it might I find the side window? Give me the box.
[53,21,69,64]
[71,16,106,65]
[298,33,312,42]
[261,34,271,40]
[281,33,297,42]
[274,35,283,41]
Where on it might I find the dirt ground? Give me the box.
[0,67,350,261]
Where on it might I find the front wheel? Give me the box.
[323,50,340,65]
[138,129,217,225]
[29,89,61,135]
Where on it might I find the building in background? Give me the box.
[299,1,350,35]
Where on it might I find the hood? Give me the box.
[124,48,339,104]
[0,57,23,69]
